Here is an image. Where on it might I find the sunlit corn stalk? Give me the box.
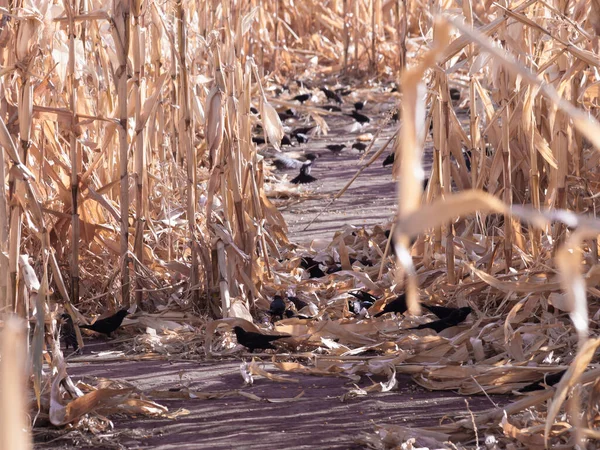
[132,0,145,306]
[176,0,200,303]
[396,0,407,71]
[0,317,31,450]
[342,0,349,73]
[65,0,80,306]
[438,75,456,284]
[111,0,131,305]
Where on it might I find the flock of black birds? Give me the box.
[253,83,401,184]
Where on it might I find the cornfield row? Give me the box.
[2,0,600,447]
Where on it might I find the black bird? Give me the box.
[268,295,286,320]
[291,162,317,184]
[278,109,297,121]
[295,133,310,144]
[79,309,129,337]
[348,110,370,124]
[373,294,407,317]
[354,101,365,110]
[449,87,461,102]
[326,144,346,155]
[288,296,308,310]
[409,307,471,332]
[293,93,311,104]
[59,313,79,352]
[348,299,374,315]
[335,87,353,96]
[352,142,367,153]
[422,305,472,321]
[519,370,567,393]
[233,326,290,353]
[291,125,316,137]
[349,290,379,304]
[250,106,259,115]
[252,136,266,145]
[320,87,343,104]
[281,135,293,146]
[300,256,326,278]
[320,105,342,112]
[383,153,395,167]
[273,153,318,185]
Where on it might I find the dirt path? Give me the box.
[36,356,506,449]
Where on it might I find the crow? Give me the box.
[354,101,365,111]
[383,153,395,167]
[233,326,290,352]
[373,294,407,317]
[422,305,472,321]
[79,309,129,337]
[268,295,286,320]
[293,93,311,104]
[320,87,343,104]
[519,370,567,393]
[281,135,293,146]
[59,313,79,352]
[409,307,471,332]
[348,110,370,124]
[326,144,346,155]
[352,142,367,153]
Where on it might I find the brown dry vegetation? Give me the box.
[3,0,600,448]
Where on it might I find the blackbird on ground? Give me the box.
[348,110,370,125]
[59,313,79,352]
[278,109,297,121]
[352,142,367,153]
[293,93,311,104]
[295,133,310,144]
[272,153,318,184]
[354,101,365,111]
[373,294,407,317]
[281,135,293,146]
[320,87,343,104]
[383,153,395,167]
[300,256,326,278]
[268,295,286,320]
[291,125,316,137]
[335,87,353,96]
[450,87,461,102]
[291,162,317,184]
[409,307,471,332]
[233,326,290,353]
[518,370,567,393]
[423,305,472,321]
[326,144,346,155]
[80,309,129,337]
[349,290,379,304]
[288,296,308,310]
